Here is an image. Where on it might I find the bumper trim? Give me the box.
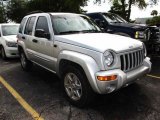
[95,57,151,94]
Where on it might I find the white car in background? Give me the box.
[0,23,19,59]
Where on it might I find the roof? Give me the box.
[25,12,81,17]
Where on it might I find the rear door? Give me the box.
[23,16,37,60]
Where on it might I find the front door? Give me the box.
[32,16,55,71]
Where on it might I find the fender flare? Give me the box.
[56,50,101,93]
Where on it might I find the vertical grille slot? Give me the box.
[120,55,124,71]
[129,53,132,69]
[137,51,140,66]
[134,52,137,67]
[125,54,128,70]
[120,49,144,72]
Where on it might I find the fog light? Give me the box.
[97,75,117,81]
[106,84,116,93]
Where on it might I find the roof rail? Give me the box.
[27,10,44,15]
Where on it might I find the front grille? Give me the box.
[120,49,144,72]
[149,27,160,40]
[144,29,151,41]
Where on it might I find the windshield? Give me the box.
[52,15,101,35]
[103,13,127,23]
[2,25,19,36]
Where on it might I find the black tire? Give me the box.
[0,46,7,60]
[62,65,95,107]
[20,50,33,71]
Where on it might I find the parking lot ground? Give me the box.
[0,56,160,120]
[0,76,44,120]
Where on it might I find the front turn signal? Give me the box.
[97,75,117,81]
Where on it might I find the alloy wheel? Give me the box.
[64,73,82,101]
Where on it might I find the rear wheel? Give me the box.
[20,50,33,71]
[62,65,95,107]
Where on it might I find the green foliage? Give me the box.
[96,0,157,21]
[109,1,128,20]
[151,10,158,16]
[0,3,7,23]
[27,0,86,13]
[6,0,87,23]
[146,16,160,26]
[6,0,28,23]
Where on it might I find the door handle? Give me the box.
[22,36,25,39]
[32,39,38,43]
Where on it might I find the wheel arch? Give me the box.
[57,50,101,94]
[18,45,23,53]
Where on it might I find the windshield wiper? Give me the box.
[81,30,102,33]
[111,21,123,23]
[59,31,81,35]
[59,30,101,35]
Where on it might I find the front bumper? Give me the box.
[5,47,19,58]
[95,57,151,94]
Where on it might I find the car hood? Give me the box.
[110,22,147,30]
[55,33,143,53]
[2,35,17,42]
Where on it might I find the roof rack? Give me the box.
[27,10,44,15]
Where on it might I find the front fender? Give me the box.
[56,50,102,93]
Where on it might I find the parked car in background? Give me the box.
[146,26,160,55]
[85,12,160,55]
[17,12,151,107]
[0,23,20,59]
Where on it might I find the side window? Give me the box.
[19,18,27,33]
[24,16,36,35]
[89,14,104,22]
[35,16,49,34]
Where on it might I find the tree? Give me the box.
[109,0,128,20]
[110,0,147,21]
[0,2,7,23]
[146,16,160,26]
[151,10,158,16]
[6,0,28,23]
[6,0,88,23]
[95,0,157,21]
[127,0,147,21]
[27,0,87,13]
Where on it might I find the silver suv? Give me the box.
[17,13,151,107]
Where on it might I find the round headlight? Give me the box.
[104,51,114,66]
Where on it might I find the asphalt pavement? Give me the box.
[0,56,160,120]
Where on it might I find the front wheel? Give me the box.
[62,66,95,107]
[0,46,7,60]
[20,50,33,71]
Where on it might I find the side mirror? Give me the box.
[94,19,101,24]
[156,23,160,27]
[35,29,50,39]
